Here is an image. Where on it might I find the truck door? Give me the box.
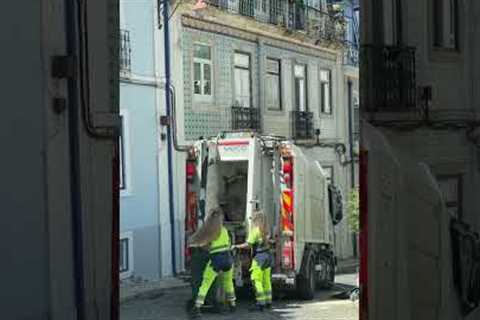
[246,138,263,222]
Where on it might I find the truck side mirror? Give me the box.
[328,185,343,226]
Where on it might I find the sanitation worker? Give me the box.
[234,209,273,311]
[187,207,236,318]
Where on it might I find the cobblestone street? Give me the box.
[121,274,359,320]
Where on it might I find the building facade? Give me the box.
[163,0,360,268]
[362,0,480,232]
[119,0,360,280]
[362,0,480,318]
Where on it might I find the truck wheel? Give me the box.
[317,255,335,289]
[297,254,315,300]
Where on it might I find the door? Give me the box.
[246,138,263,223]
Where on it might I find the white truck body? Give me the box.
[362,122,465,320]
[185,132,341,298]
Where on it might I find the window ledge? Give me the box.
[320,112,334,118]
[265,109,286,116]
[429,47,462,63]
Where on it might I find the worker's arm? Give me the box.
[232,227,258,250]
[233,242,251,250]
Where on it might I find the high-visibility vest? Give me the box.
[209,227,231,254]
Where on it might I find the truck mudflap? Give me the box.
[451,219,480,315]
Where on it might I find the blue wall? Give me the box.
[121,0,155,77]
[120,0,161,279]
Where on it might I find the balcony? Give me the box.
[120,29,131,76]
[344,41,359,67]
[362,45,416,112]
[231,106,261,131]
[291,110,314,140]
[204,0,346,45]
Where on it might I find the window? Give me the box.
[294,64,307,111]
[320,69,332,114]
[119,115,126,190]
[266,58,282,110]
[119,238,129,273]
[433,0,458,49]
[437,175,462,219]
[119,232,134,279]
[193,44,213,98]
[323,165,334,185]
[234,52,252,108]
[353,90,360,138]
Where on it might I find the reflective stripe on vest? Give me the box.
[209,227,230,254]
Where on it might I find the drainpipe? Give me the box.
[65,1,86,318]
[347,79,358,258]
[347,80,355,189]
[163,0,177,276]
[169,84,190,152]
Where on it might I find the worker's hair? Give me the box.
[251,209,270,246]
[187,207,224,247]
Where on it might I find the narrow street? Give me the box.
[121,273,359,320]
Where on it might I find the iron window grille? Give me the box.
[291,110,314,140]
[119,238,130,273]
[362,45,416,112]
[119,115,126,190]
[120,29,131,75]
[344,41,359,67]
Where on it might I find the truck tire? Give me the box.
[297,253,316,300]
[317,254,335,289]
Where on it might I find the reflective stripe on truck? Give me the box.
[281,157,295,270]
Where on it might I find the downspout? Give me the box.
[169,84,190,152]
[347,80,355,188]
[257,38,263,131]
[163,0,177,276]
[65,0,86,318]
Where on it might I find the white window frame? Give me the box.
[266,58,282,111]
[320,69,332,114]
[120,231,134,279]
[119,109,132,197]
[294,64,308,112]
[233,51,252,108]
[193,43,213,102]
[433,0,459,50]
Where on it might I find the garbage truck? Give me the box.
[184,131,344,300]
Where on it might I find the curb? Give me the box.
[120,282,190,304]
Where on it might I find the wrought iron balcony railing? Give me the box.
[362,45,416,112]
[231,106,261,131]
[120,29,131,75]
[344,41,359,67]
[291,110,314,140]
[204,0,346,45]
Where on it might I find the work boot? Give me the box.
[248,303,264,312]
[265,303,273,310]
[228,303,236,313]
[191,306,202,318]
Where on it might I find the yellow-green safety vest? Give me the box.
[209,227,231,254]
